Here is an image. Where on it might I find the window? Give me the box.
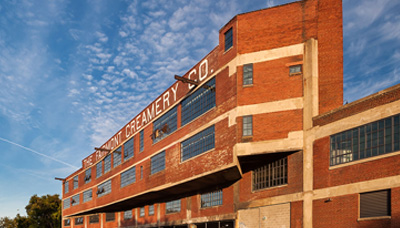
[75,217,83,225]
[97,180,111,197]
[71,194,79,206]
[124,137,134,160]
[104,154,111,173]
[89,215,99,224]
[252,157,288,191]
[360,190,391,218]
[151,151,166,175]
[63,198,70,209]
[289,65,302,75]
[140,166,143,179]
[140,207,145,217]
[121,166,136,188]
[181,78,216,126]
[96,162,102,178]
[224,27,233,51]
[243,64,253,85]
[124,210,133,220]
[330,114,400,166]
[242,116,253,137]
[73,175,78,189]
[64,219,70,226]
[85,168,91,184]
[201,190,223,208]
[64,181,69,194]
[149,205,154,215]
[113,147,122,167]
[106,213,115,222]
[181,125,215,161]
[166,199,181,214]
[153,106,178,143]
[83,189,92,203]
[140,130,144,152]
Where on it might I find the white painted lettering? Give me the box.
[163,91,170,110]
[136,114,142,130]
[171,83,179,102]
[199,59,208,81]
[155,97,162,115]
[142,111,147,126]
[147,104,155,122]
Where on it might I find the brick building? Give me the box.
[60,0,400,227]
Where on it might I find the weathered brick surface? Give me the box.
[313,191,400,228]
[237,110,303,143]
[314,84,400,126]
[239,151,303,202]
[237,56,304,106]
[291,201,303,228]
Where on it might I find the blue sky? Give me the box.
[0,0,399,218]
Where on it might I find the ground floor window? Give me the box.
[166,199,181,214]
[201,190,223,208]
[360,189,391,218]
[252,156,287,191]
[89,215,99,224]
[106,213,115,222]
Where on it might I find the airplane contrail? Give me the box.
[0,137,79,169]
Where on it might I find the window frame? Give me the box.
[181,78,216,126]
[89,215,99,224]
[166,199,181,214]
[73,175,78,189]
[224,27,233,51]
[181,125,215,162]
[152,106,178,143]
[113,147,122,168]
[120,166,136,188]
[124,137,134,160]
[96,161,102,178]
[149,205,155,216]
[83,189,92,203]
[252,156,288,191]
[139,207,145,217]
[74,217,84,225]
[150,151,166,175]
[124,210,133,220]
[201,190,223,208]
[97,179,112,197]
[84,168,91,184]
[139,130,144,152]
[105,213,115,222]
[242,115,253,137]
[64,181,69,194]
[71,194,80,206]
[104,154,111,173]
[330,114,400,166]
[243,63,253,86]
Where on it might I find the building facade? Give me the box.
[61,0,400,227]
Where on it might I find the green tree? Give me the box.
[14,214,29,228]
[0,216,16,228]
[25,194,61,228]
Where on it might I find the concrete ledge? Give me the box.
[235,131,303,157]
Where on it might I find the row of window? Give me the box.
[64,187,390,227]
[330,113,400,166]
[65,78,216,195]
[64,150,287,210]
[64,190,224,226]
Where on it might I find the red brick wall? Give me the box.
[190,186,235,219]
[237,3,304,54]
[313,191,400,228]
[314,0,344,114]
[239,151,303,202]
[314,136,400,190]
[237,110,303,143]
[237,56,303,106]
[314,84,400,127]
[291,201,303,228]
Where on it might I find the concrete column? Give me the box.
[303,38,319,228]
